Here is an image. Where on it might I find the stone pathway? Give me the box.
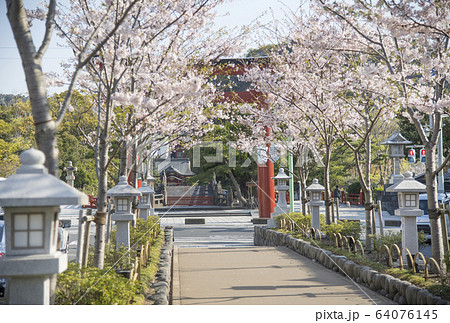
[173,246,396,305]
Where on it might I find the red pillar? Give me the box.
[257,159,275,218]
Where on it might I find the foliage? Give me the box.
[291,213,312,229]
[0,99,34,177]
[444,251,450,272]
[50,91,99,193]
[58,218,164,304]
[370,231,428,252]
[187,117,258,198]
[371,231,402,251]
[274,212,328,233]
[55,262,140,305]
[0,94,27,106]
[323,220,362,240]
[274,213,303,229]
[130,217,160,247]
[103,245,134,270]
[346,182,362,195]
[372,186,384,200]
[107,217,160,254]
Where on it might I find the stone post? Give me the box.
[107,176,141,250]
[387,172,426,259]
[64,161,77,187]
[137,181,154,219]
[381,132,412,184]
[268,168,290,227]
[306,179,325,231]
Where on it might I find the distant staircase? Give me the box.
[166,185,214,206]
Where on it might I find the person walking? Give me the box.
[333,185,341,203]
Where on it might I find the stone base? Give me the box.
[252,218,268,225]
[5,274,58,305]
[185,218,205,224]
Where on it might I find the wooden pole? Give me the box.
[82,209,92,267]
[336,199,340,221]
[440,205,449,254]
[76,209,85,267]
[331,201,335,223]
[377,200,384,236]
[371,208,376,235]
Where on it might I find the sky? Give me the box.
[0,0,303,95]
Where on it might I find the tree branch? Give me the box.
[35,0,56,61]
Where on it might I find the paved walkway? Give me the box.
[173,246,395,305]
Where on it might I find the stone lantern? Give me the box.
[306,179,325,231]
[147,173,156,190]
[0,149,87,304]
[107,176,141,250]
[64,161,77,187]
[137,181,155,219]
[387,171,426,258]
[268,168,290,227]
[381,132,412,184]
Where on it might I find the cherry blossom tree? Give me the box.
[57,0,244,268]
[239,4,404,252]
[238,9,351,225]
[316,0,450,266]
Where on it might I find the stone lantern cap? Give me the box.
[0,148,88,207]
[381,132,412,146]
[272,168,290,181]
[107,176,141,197]
[306,179,325,192]
[138,181,154,194]
[386,171,426,193]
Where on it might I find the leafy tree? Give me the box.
[0,99,34,177]
[188,117,258,205]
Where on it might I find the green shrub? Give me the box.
[273,213,292,229]
[324,220,362,240]
[59,217,163,304]
[130,217,160,247]
[104,245,134,270]
[274,212,312,230]
[371,231,402,251]
[372,186,384,200]
[371,231,428,252]
[55,262,140,305]
[444,251,450,271]
[292,214,312,229]
[347,182,361,194]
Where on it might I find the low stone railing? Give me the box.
[148,226,174,305]
[254,227,449,305]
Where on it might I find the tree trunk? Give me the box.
[323,143,332,224]
[94,97,112,269]
[119,141,127,176]
[364,130,373,251]
[425,143,444,265]
[6,0,59,175]
[298,166,308,216]
[228,168,247,206]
